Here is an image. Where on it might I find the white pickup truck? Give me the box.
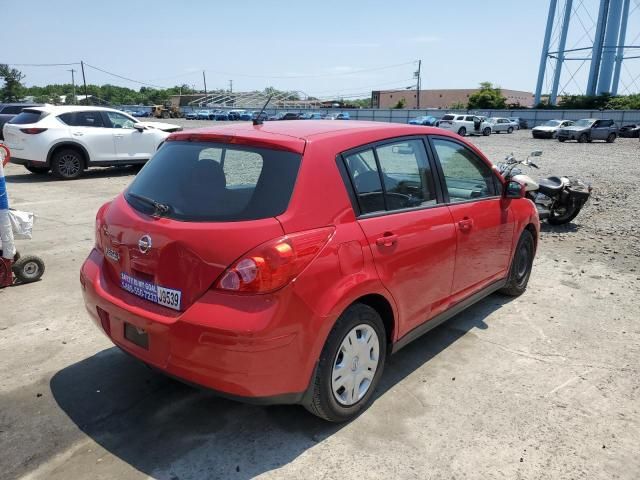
[437,114,492,136]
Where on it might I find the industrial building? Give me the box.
[371,88,535,109]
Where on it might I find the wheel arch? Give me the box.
[47,142,90,168]
[345,293,396,349]
[524,223,539,253]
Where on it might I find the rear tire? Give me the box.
[457,127,467,136]
[547,203,581,225]
[482,127,491,136]
[558,137,566,142]
[51,148,84,180]
[25,165,50,175]
[606,133,616,143]
[499,230,534,297]
[304,303,386,422]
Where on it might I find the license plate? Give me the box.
[124,322,149,349]
[120,272,182,311]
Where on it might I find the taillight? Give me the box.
[215,226,335,294]
[94,201,111,251]
[19,128,47,134]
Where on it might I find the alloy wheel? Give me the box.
[59,154,81,178]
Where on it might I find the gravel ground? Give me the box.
[1,125,639,480]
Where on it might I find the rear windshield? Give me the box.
[8,110,45,125]
[125,141,302,222]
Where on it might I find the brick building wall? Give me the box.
[372,88,534,109]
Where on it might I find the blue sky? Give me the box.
[2,1,550,97]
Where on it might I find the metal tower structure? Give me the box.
[535,0,640,105]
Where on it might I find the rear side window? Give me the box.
[8,110,44,124]
[344,139,436,215]
[58,111,105,127]
[125,141,301,222]
[441,115,455,121]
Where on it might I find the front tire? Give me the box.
[25,165,50,175]
[305,304,386,422]
[12,255,45,283]
[507,127,514,134]
[500,230,534,297]
[578,133,588,143]
[457,127,467,136]
[51,149,84,180]
[606,133,616,143]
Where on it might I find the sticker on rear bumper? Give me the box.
[120,273,182,311]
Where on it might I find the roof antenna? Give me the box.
[253,95,273,126]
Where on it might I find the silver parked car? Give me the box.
[488,117,515,134]
[532,119,574,139]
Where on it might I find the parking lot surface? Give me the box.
[1,124,639,480]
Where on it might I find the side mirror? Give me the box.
[530,150,543,157]
[133,123,146,132]
[504,180,525,199]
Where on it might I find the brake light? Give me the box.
[19,128,47,134]
[215,227,335,294]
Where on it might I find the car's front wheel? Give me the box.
[305,303,386,422]
[578,133,588,143]
[25,165,50,175]
[500,229,534,297]
[507,127,514,134]
[606,133,616,143]
[51,148,84,180]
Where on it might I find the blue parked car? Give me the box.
[196,109,212,120]
[185,111,198,120]
[214,110,229,121]
[299,112,324,120]
[239,111,253,121]
[409,115,437,126]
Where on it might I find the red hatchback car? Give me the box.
[81,120,539,422]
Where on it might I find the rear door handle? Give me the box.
[376,233,398,247]
[458,218,474,231]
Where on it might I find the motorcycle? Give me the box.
[498,151,592,225]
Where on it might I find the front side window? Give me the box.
[106,111,136,129]
[432,138,496,203]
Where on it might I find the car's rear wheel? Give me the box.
[25,165,50,175]
[606,133,616,143]
[51,148,84,180]
[483,127,491,136]
[578,133,588,143]
[457,127,467,136]
[558,137,566,142]
[499,229,534,297]
[305,303,386,422]
[507,127,514,134]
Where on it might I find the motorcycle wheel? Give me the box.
[547,203,581,225]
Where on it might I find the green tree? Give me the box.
[467,82,506,109]
[393,98,406,109]
[0,64,25,102]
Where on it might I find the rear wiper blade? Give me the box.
[128,192,171,217]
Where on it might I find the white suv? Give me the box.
[437,114,492,136]
[2,106,182,179]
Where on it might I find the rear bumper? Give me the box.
[80,249,322,402]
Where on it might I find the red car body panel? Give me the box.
[81,121,539,402]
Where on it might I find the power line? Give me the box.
[82,62,166,89]
[2,62,80,67]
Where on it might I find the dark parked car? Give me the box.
[409,115,438,126]
[252,111,269,122]
[271,112,300,121]
[239,111,253,121]
[299,112,324,120]
[619,124,640,138]
[132,109,149,118]
[214,110,229,121]
[557,118,618,143]
[0,103,42,139]
[509,117,529,129]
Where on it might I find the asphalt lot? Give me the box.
[1,123,639,480]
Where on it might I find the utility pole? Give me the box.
[203,71,208,106]
[229,80,233,93]
[67,68,76,104]
[415,60,422,109]
[80,61,88,105]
